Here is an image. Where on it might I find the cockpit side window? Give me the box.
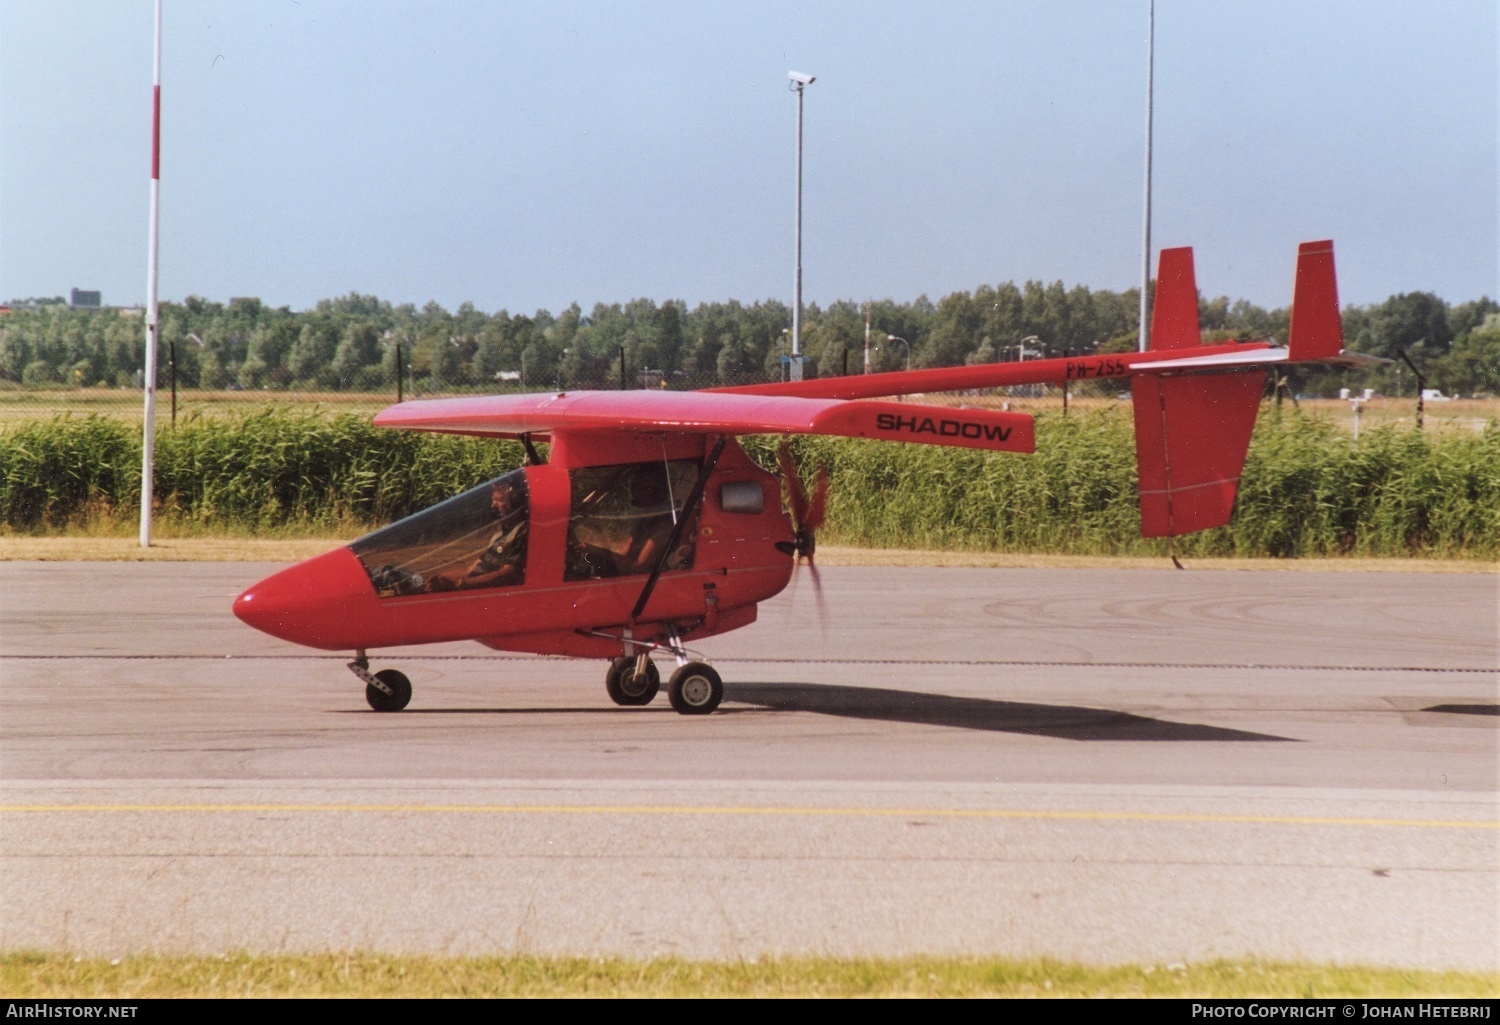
[348,469,529,597]
[565,459,700,581]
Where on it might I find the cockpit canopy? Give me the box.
[347,458,704,599]
[349,469,529,597]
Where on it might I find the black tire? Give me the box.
[667,662,723,715]
[605,657,660,706]
[365,668,412,712]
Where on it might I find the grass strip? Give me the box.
[3,952,1495,999]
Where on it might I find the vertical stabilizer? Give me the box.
[1287,240,1342,361]
[1150,246,1201,350]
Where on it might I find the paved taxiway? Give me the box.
[2,561,1496,967]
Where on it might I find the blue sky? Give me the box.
[2,1,1495,314]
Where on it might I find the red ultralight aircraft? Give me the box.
[234,240,1377,714]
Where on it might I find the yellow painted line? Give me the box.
[0,804,1494,828]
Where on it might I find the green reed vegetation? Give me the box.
[0,409,522,535]
[780,411,1500,559]
[2,407,1497,557]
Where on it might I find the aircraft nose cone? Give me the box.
[234,547,377,650]
[231,587,264,628]
[231,585,293,636]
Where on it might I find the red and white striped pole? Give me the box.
[140,0,161,547]
[1137,0,1154,354]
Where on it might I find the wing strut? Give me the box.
[520,432,545,466]
[629,435,728,624]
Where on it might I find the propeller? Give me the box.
[776,439,828,559]
[775,439,830,630]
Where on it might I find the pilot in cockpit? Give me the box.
[427,479,528,590]
[623,467,685,575]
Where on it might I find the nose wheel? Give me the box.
[348,653,412,712]
[365,669,412,712]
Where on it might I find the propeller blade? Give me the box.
[785,552,830,639]
[777,438,809,529]
[803,465,829,534]
[777,438,830,591]
[805,557,829,639]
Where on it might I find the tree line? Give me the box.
[3,283,1496,398]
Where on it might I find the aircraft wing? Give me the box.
[374,390,1036,453]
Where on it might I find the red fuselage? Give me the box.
[234,434,795,658]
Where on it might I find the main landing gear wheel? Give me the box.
[668,662,723,715]
[365,668,412,712]
[605,657,660,706]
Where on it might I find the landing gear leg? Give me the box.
[349,650,412,712]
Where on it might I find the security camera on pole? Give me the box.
[788,70,815,382]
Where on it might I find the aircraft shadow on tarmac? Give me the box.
[722,682,1295,742]
[1424,703,1499,717]
[373,683,1293,741]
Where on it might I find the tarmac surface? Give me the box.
[1,561,1496,968]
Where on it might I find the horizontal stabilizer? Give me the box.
[1151,246,1201,350]
[1132,372,1263,538]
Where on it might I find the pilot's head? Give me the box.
[630,468,668,509]
[490,481,516,516]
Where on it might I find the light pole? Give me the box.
[1138,0,1155,353]
[863,302,871,374]
[1019,335,1042,398]
[886,334,911,371]
[789,70,815,382]
[139,0,162,547]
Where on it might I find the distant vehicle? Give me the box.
[1421,389,1453,402]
